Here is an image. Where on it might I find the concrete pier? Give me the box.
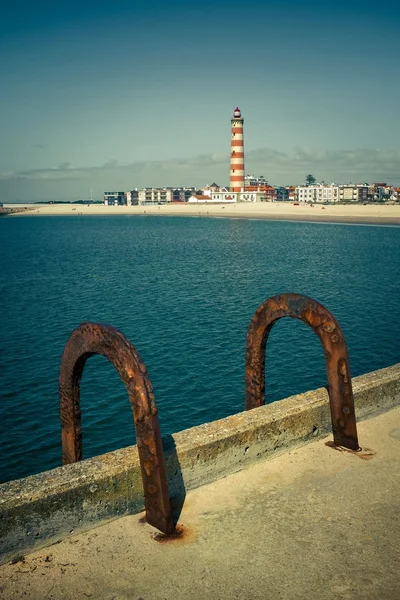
[1,364,399,566]
[1,405,399,599]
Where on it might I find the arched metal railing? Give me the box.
[245,293,359,450]
[59,322,174,534]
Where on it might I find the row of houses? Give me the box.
[104,180,399,206]
[104,188,199,206]
[294,183,399,203]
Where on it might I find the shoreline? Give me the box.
[4,202,400,226]
[0,206,36,217]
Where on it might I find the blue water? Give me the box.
[0,215,399,484]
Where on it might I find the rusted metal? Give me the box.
[245,293,359,450]
[59,322,175,534]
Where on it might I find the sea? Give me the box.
[0,215,399,484]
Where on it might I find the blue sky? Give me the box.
[1,0,399,201]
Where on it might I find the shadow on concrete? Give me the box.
[162,434,186,525]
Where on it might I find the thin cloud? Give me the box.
[1,148,399,202]
[6,147,399,181]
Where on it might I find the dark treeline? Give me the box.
[37,200,102,205]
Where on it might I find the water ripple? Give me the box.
[0,216,399,482]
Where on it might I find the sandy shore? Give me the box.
[5,202,400,225]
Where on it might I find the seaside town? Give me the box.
[103,108,400,208]
[103,178,400,207]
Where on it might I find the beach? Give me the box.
[5,202,400,225]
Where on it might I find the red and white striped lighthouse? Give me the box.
[230,107,245,192]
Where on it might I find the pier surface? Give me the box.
[1,406,399,600]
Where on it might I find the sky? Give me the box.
[1,0,399,202]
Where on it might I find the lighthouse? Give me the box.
[230,107,245,192]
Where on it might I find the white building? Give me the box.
[239,191,268,202]
[244,175,269,188]
[295,183,370,203]
[188,192,238,203]
[188,190,268,203]
[295,185,339,203]
[138,188,173,204]
[211,192,237,202]
[202,183,221,197]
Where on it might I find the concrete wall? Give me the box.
[1,363,399,564]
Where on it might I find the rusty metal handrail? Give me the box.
[245,293,359,450]
[59,322,174,534]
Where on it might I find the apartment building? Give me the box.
[138,188,173,204]
[104,191,139,205]
[338,184,369,202]
[275,186,290,201]
[126,190,139,205]
[244,175,269,188]
[295,185,339,203]
[104,192,127,206]
[295,184,371,203]
[172,187,197,202]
